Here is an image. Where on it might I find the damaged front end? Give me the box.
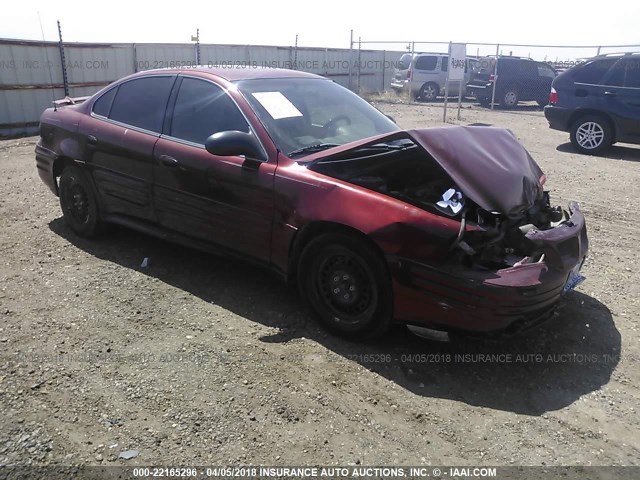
[304,126,588,333]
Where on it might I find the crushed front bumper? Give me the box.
[389,202,588,334]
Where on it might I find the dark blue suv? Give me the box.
[544,53,640,154]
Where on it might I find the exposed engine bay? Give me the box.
[307,139,569,270]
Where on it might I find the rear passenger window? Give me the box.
[92,87,116,117]
[604,60,627,86]
[605,58,640,88]
[415,56,437,71]
[625,59,640,88]
[170,77,250,145]
[519,61,538,76]
[574,59,617,85]
[109,76,175,132]
[537,64,556,78]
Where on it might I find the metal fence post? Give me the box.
[490,43,499,110]
[57,20,69,97]
[348,30,353,90]
[133,43,138,72]
[196,28,201,65]
[382,50,386,92]
[294,34,298,70]
[357,36,362,93]
[408,41,415,104]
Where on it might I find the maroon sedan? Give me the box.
[35,67,588,339]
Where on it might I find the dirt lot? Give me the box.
[1,103,639,470]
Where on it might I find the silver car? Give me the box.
[390,53,477,101]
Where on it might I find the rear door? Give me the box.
[152,76,276,261]
[601,57,640,142]
[535,63,557,104]
[516,60,540,100]
[79,75,176,220]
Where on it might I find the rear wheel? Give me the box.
[298,233,393,340]
[59,166,102,237]
[419,82,439,102]
[500,88,519,109]
[569,115,613,155]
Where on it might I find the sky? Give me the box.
[1,0,639,60]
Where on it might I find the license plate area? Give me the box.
[563,264,586,293]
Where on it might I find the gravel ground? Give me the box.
[1,102,639,469]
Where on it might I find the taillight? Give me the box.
[489,74,496,82]
[406,65,412,80]
[549,87,558,105]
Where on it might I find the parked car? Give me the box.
[390,53,477,101]
[467,56,557,108]
[36,67,588,340]
[544,52,640,154]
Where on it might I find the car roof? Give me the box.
[126,66,324,82]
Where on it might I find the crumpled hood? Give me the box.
[303,126,544,219]
[407,126,544,218]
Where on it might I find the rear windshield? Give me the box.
[398,54,412,70]
[474,57,496,74]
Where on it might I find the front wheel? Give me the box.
[298,233,393,340]
[59,166,102,237]
[569,115,613,155]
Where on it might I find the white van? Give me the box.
[390,53,477,101]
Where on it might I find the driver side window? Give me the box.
[170,77,249,145]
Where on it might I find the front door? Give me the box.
[152,76,276,262]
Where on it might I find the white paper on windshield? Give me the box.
[251,92,303,119]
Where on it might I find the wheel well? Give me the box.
[52,156,74,195]
[500,84,518,95]
[568,110,616,141]
[287,221,388,285]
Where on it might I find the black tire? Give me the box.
[298,233,393,340]
[499,87,519,109]
[569,114,613,155]
[418,82,439,102]
[59,166,102,237]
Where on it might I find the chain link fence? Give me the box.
[352,38,640,111]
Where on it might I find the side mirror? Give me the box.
[205,131,267,161]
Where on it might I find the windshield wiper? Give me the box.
[364,140,415,151]
[288,143,341,157]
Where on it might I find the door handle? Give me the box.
[604,91,617,97]
[159,155,182,168]
[87,135,98,145]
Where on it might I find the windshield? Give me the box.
[236,77,399,157]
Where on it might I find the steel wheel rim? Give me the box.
[576,122,604,149]
[316,252,375,324]
[67,184,90,224]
